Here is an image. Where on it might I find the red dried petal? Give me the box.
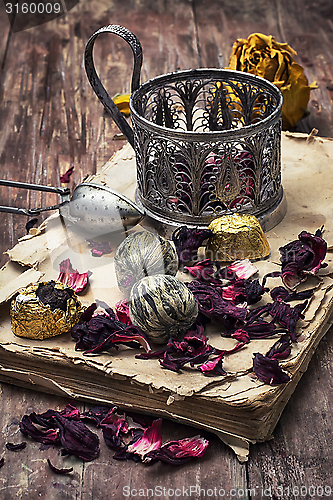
[253,353,290,385]
[60,166,74,183]
[6,442,27,451]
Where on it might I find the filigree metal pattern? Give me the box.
[131,69,283,227]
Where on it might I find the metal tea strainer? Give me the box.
[0,179,145,237]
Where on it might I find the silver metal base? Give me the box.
[137,190,287,239]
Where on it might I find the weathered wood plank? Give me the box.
[247,329,333,498]
[1,0,333,496]
[194,0,333,136]
[0,383,84,499]
[0,0,200,269]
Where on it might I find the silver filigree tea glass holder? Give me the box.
[85,25,286,238]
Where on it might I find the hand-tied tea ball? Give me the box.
[129,274,198,344]
[114,231,179,297]
[10,280,85,340]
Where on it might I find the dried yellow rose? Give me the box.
[113,93,131,116]
[227,33,316,129]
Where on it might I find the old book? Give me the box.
[1,132,333,462]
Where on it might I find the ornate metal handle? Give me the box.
[84,25,143,148]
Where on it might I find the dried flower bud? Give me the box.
[227,33,317,129]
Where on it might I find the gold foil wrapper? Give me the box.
[205,214,270,262]
[10,281,85,340]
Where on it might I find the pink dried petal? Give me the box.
[115,299,132,325]
[127,418,162,458]
[184,259,215,280]
[227,259,258,280]
[230,329,250,343]
[222,282,247,303]
[144,435,209,464]
[198,353,226,375]
[58,258,91,293]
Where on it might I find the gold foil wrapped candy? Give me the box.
[10,280,85,340]
[205,213,270,262]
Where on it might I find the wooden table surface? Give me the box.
[1,0,333,498]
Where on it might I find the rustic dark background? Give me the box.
[0,0,333,498]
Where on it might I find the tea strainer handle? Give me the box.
[84,25,143,148]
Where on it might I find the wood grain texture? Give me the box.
[1,0,333,497]
[247,333,333,498]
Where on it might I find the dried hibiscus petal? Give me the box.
[6,442,27,451]
[100,411,129,450]
[83,326,151,354]
[80,406,116,426]
[86,239,112,257]
[71,303,150,354]
[60,166,74,183]
[115,299,132,325]
[266,334,292,360]
[227,321,277,340]
[20,405,100,462]
[183,259,216,281]
[230,328,250,343]
[53,414,100,461]
[47,458,73,474]
[227,259,258,280]
[60,403,81,420]
[279,227,327,289]
[186,281,247,322]
[268,299,307,342]
[172,226,212,264]
[253,352,290,385]
[198,352,226,375]
[127,418,162,459]
[57,258,91,293]
[222,279,268,305]
[143,435,209,465]
[20,414,60,444]
[270,286,315,302]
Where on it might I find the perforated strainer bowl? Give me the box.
[0,179,145,237]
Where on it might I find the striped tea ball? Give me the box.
[129,274,198,344]
[114,231,179,297]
